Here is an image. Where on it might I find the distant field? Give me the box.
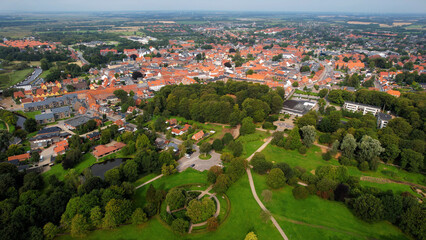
[0,68,33,89]
[252,173,410,240]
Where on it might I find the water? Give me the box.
[90,158,128,179]
[16,115,26,128]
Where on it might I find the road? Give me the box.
[246,136,289,240]
[15,68,42,86]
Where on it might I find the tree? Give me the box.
[103,199,133,228]
[90,206,103,229]
[207,166,223,184]
[165,188,186,211]
[200,142,212,156]
[43,223,58,240]
[340,134,357,158]
[228,141,243,157]
[357,135,384,164]
[240,117,256,135]
[399,205,426,239]
[245,232,258,240]
[292,186,309,200]
[186,198,215,223]
[71,214,89,237]
[284,127,302,150]
[266,168,286,189]
[251,153,272,174]
[214,174,231,194]
[292,81,299,87]
[171,218,189,234]
[24,118,38,133]
[300,65,311,72]
[318,89,328,98]
[352,194,383,222]
[104,168,121,185]
[271,131,284,147]
[222,133,234,145]
[207,217,219,231]
[300,125,316,147]
[400,149,424,172]
[122,160,138,182]
[387,118,412,138]
[212,139,223,151]
[131,208,147,225]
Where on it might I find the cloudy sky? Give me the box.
[2,0,426,14]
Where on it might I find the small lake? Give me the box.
[90,158,129,179]
[16,115,26,128]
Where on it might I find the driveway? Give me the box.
[177,147,222,172]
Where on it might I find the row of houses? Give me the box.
[24,94,78,112]
[34,106,72,124]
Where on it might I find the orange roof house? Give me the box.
[192,130,204,141]
[386,90,401,98]
[54,140,69,155]
[8,153,31,162]
[92,142,126,158]
[13,91,25,99]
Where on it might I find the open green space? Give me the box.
[16,110,42,119]
[252,173,410,240]
[42,153,97,181]
[262,144,425,187]
[62,169,282,240]
[0,68,33,89]
[237,130,271,159]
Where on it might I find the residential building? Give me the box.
[377,112,392,129]
[343,101,381,115]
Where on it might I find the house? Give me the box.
[35,113,55,124]
[92,142,126,158]
[87,132,100,141]
[8,153,31,162]
[167,119,178,126]
[52,106,71,119]
[192,130,204,141]
[280,100,317,117]
[171,128,183,135]
[386,90,401,98]
[13,91,25,99]
[54,140,69,155]
[377,112,392,129]
[64,116,92,130]
[30,127,69,149]
[343,101,380,115]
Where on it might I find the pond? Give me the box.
[90,158,129,179]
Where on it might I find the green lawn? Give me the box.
[252,173,410,240]
[0,120,7,130]
[16,110,42,119]
[42,153,97,181]
[262,144,425,187]
[63,169,282,240]
[0,68,33,89]
[236,130,271,159]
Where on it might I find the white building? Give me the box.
[343,101,380,115]
[377,112,392,129]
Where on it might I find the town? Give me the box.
[0,9,424,240]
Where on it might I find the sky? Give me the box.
[1,0,426,14]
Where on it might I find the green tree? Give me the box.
[399,205,426,239]
[104,168,121,186]
[292,186,309,200]
[186,198,215,223]
[131,208,147,225]
[300,125,316,147]
[103,199,133,228]
[200,142,212,157]
[400,149,424,172]
[251,153,272,174]
[24,118,38,133]
[228,141,243,157]
[165,187,186,211]
[387,118,412,138]
[222,133,234,145]
[171,218,189,234]
[340,134,357,158]
[245,231,258,240]
[357,135,384,163]
[212,139,223,151]
[284,127,302,150]
[71,214,89,238]
[90,206,103,229]
[43,222,58,240]
[266,168,286,189]
[240,117,256,135]
[207,217,219,231]
[122,160,138,182]
[352,194,383,222]
[214,174,231,194]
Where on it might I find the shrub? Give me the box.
[266,168,286,189]
[306,184,317,194]
[171,218,189,234]
[322,151,332,161]
[251,153,272,174]
[318,133,332,144]
[287,176,299,186]
[298,145,307,154]
[339,156,352,166]
[262,121,276,130]
[359,161,369,171]
[292,186,309,200]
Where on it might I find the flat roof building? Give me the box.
[280,99,317,117]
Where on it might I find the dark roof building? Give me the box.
[280,99,317,117]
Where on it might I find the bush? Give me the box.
[171,218,189,234]
[298,145,307,154]
[262,122,276,130]
[339,156,352,166]
[160,211,175,225]
[307,184,317,194]
[318,133,332,144]
[300,172,319,184]
[322,151,332,161]
[359,161,369,171]
[251,153,272,174]
[292,186,309,200]
[287,176,298,186]
[266,168,286,189]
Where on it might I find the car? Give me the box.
[185,153,191,158]
[190,164,195,168]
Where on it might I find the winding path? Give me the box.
[246,136,289,240]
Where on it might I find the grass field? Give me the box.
[237,130,271,159]
[16,110,42,119]
[252,173,410,240]
[62,169,282,240]
[0,68,33,89]
[42,153,97,180]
